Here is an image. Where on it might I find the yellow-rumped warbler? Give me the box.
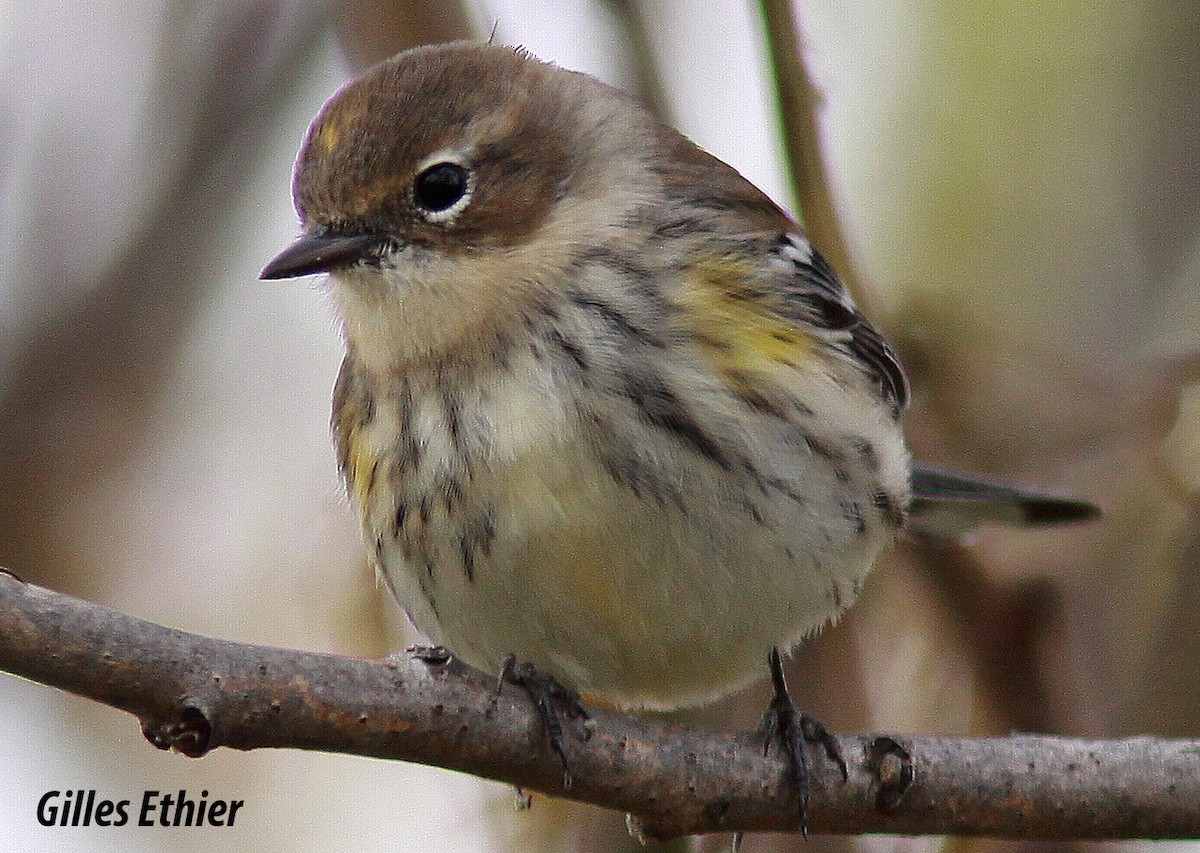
[262,41,1095,795]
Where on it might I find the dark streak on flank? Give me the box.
[575,245,656,284]
[692,329,731,352]
[397,381,421,473]
[803,433,850,482]
[460,534,476,582]
[724,368,789,419]
[597,443,684,510]
[438,473,464,511]
[568,290,664,349]
[850,437,879,473]
[418,578,439,620]
[622,370,730,469]
[872,489,908,527]
[843,500,867,534]
[577,246,669,313]
[475,510,496,555]
[653,216,711,239]
[550,327,590,372]
[442,389,463,450]
[803,433,837,460]
[759,474,806,506]
[363,458,380,500]
[458,510,497,583]
[360,385,376,427]
[744,499,766,526]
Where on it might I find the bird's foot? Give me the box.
[760,647,847,837]
[499,654,591,790]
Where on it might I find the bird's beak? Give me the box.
[260,231,384,279]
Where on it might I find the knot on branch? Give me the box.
[865,736,915,811]
[142,704,213,758]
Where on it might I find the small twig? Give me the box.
[0,574,1197,841]
[758,0,868,308]
[601,0,675,126]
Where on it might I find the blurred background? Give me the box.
[0,0,1197,851]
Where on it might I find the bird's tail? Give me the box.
[907,463,1100,539]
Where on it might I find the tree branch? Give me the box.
[759,0,868,307]
[1,572,1196,841]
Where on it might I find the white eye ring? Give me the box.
[413,150,473,224]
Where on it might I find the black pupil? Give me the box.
[414,163,469,212]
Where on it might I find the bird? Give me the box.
[261,40,1097,817]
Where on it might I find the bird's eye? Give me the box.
[413,162,472,219]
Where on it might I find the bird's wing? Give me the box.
[768,233,910,415]
[648,124,1097,535]
[650,125,909,416]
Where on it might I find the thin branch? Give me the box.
[0,1,326,585]
[758,0,868,309]
[0,574,1197,841]
[600,0,676,126]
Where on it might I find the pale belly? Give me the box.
[373,438,889,711]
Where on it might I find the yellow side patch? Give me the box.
[346,431,379,508]
[335,401,379,508]
[677,254,816,399]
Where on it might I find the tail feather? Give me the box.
[908,463,1100,539]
